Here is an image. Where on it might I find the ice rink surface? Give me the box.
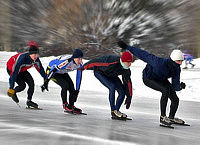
[0,52,200,145]
[0,82,200,145]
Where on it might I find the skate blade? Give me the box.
[160,123,174,129]
[64,110,76,115]
[111,117,132,121]
[16,103,21,108]
[173,123,190,126]
[76,112,87,115]
[26,106,43,110]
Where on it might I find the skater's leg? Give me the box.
[7,68,26,93]
[143,78,171,117]
[114,77,125,111]
[20,71,34,101]
[168,89,179,118]
[62,73,76,106]
[94,71,116,111]
[53,74,69,104]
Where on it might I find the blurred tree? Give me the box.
[0,0,11,51]
[0,0,200,58]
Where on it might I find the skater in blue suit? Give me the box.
[81,51,133,119]
[41,49,83,114]
[183,51,195,69]
[118,41,186,126]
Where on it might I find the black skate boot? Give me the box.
[10,94,21,108]
[191,64,195,68]
[12,94,19,103]
[26,100,42,110]
[183,67,188,69]
[72,106,82,114]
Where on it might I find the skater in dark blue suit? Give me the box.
[118,41,186,125]
[81,51,133,119]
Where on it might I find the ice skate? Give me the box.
[183,67,188,69]
[72,106,87,115]
[63,103,74,114]
[111,110,131,121]
[169,117,190,126]
[26,100,42,110]
[118,110,127,118]
[10,94,21,108]
[191,64,195,68]
[160,116,174,128]
[11,94,19,103]
[160,116,172,125]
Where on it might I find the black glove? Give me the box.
[41,80,49,92]
[180,82,186,89]
[73,90,79,102]
[118,40,128,50]
[124,97,132,109]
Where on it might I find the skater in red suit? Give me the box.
[7,41,46,109]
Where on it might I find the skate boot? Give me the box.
[160,116,172,126]
[12,94,19,103]
[111,110,126,119]
[191,64,195,68]
[169,117,185,125]
[63,103,73,112]
[72,106,82,114]
[183,67,188,69]
[26,100,39,109]
[118,110,127,118]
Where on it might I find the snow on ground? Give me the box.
[0,51,199,102]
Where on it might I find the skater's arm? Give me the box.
[172,68,182,91]
[126,46,163,67]
[34,58,46,79]
[9,55,24,89]
[122,70,132,99]
[76,64,82,91]
[82,56,118,71]
[122,70,132,109]
[82,57,105,70]
[46,59,69,81]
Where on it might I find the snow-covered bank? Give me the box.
[0,51,199,102]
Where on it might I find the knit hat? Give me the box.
[170,49,184,61]
[72,49,83,58]
[29,45,39,54]
[121,51,133,62]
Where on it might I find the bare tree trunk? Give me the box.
[0,0,11,51]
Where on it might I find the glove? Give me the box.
[180,82,186,89]
[41,80,49,92]
[118,40,128,50]
[73,90,79,102]
[124,97,132,109]
[7,89,15,97]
